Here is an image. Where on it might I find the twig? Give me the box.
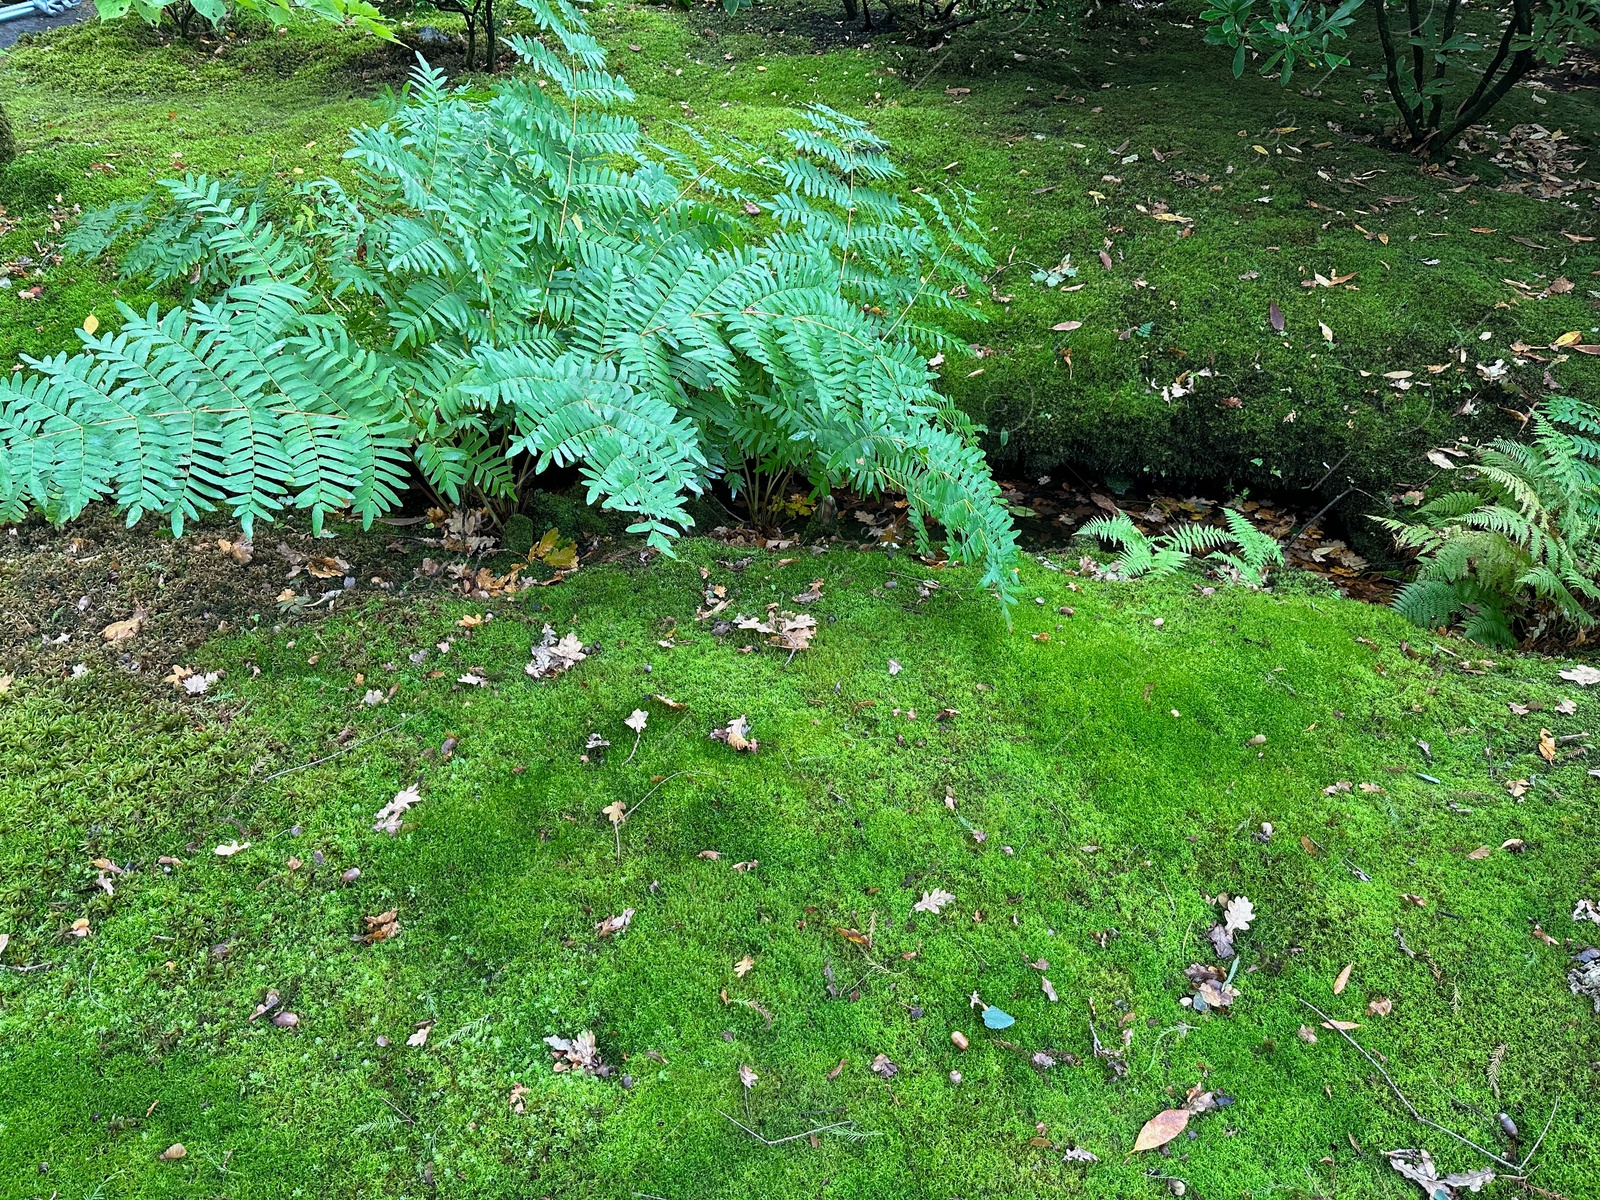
[378,1094,417,1127]
[622,769,706,822]
[715,1110,853,1146]
[227,715,418,804]
[1296,997,1516,1169]
[1518,1098,1557,1173]
[1286,486,1354,551]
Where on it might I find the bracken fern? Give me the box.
[1376,396,1600,646]
[1079,506,1282,585]
[0,0,1020,604]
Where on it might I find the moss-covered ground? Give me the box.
[2,3,1600,1196]
[2,535,1599,1197]
[0,0,1596,533]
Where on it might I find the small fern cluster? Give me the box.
[1376,397,1600,646]
[1078,507,1283,585]
[0,0,1021,604]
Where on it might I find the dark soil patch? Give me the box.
[0,510,414,689]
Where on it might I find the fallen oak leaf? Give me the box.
[359,909,400,943]
[595,908,636,937]
[1223,894,1255,935]
[710,715,758,752]
[913,888,955,914]
[373,784,422,836]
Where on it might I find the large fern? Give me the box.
[0,0,1020,604]
[1376,396,1600,646]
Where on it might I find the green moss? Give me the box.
[1,541,1597,1196]
[0,1,1593,537]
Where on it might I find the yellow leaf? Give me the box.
[83,313,100,335]
[1252,145,1268,155]
[1553,331,1582,348]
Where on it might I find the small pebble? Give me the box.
[1152,617,1165,627]
[949,1070,962,1084]
[1057,606,1074,616]
[951,1031,969,1050]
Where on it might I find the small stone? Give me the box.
[949,1070,962,1084]
[951,1031,969,1050]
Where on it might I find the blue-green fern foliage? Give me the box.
[1375,396,1600,646]
[0,0,1019,602]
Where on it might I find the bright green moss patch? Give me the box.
[2,544,1597,1197]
